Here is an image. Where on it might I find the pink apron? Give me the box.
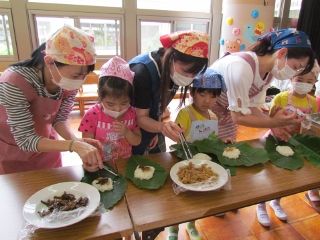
[0,69,67,174]
[212,52,273,140]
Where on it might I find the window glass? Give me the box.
[140,21,170,54]
[35,16,74,44]
[175,21,208,33]
[0,14,14,56]
[137,0,211,13]
[289,0,302,18]
[28,0,122,7]
[274,0,282,17]
[80,19,121,56]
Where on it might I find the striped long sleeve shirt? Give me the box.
[0,66,77,152]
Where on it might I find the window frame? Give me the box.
[28,9,124,61]
[137,14,211,54]
[0,8,17,61]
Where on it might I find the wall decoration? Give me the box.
[251,9,259,19]
[225,39,241,53]
[232,27,241,36]
[219,0,275,55]
[254,21,265,36]
[226,17,234,25]
[244,24,258,44]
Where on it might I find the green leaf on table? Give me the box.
[169,143,198,160]
[170,133,268,167]
[216,141,269,167]
[289,134,320,167]
[265,135,304,170]
[81,164,127,209]
[125,155,168,190]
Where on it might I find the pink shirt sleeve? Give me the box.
[78,104,100,135]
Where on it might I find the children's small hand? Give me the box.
[112,121,128,136]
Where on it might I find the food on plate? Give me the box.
[92,177,113,192]
[276,145,294,157]
[38,192,89,217]
[134,165,155,180]
[177,162,218,184]
[192,153,212,161]
[222,146,240,159]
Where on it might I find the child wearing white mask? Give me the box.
[256,61,320,227]
[79,57,141,167]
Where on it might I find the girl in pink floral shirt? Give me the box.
[79,57,141,166]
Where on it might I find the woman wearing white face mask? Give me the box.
[129,31,209,155]
[0,25,104,174]
[209,28,315,141]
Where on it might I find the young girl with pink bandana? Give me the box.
[79,57,141,168]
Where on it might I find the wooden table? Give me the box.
[117,152,320,232]
[0,165,133,240]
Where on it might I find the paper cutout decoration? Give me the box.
[244,24,258,44]
[254,21,265,36]
[226,17,234,25]
[251,9,259,19]
[232,27,241,36]
[219,38,225,45]
[225,39,241,53]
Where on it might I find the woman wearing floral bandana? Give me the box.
[129,31,209,155]
[210,28,315,142]
[0,25,104,174]
[209,28,315,227]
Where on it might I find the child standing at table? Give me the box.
[79,56,141,170]
[165,69,225,240]
[256,61,320,227]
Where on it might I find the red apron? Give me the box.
[212,52,273,140]
[0,69,66,174]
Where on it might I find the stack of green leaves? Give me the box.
[125,155,168,189]
[81,164,127,209]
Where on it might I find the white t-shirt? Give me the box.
[209,51,271,114]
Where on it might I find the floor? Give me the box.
[64,102,320,240]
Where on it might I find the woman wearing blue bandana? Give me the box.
[210,29,315,227]
[210,28,315,142]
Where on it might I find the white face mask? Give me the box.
[170,61,194,86]
[103,105,129,119]
[48,64,85,90]
[292,82,314,95]
[271,58,297,80]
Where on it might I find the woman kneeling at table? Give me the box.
[0,25,103,174]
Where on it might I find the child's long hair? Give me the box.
[98,76,134,103]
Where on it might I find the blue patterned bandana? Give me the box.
[258,28,312,50]
[193,68,226,91]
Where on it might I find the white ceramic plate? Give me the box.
[170,159,228,192]
[23,182,100,229]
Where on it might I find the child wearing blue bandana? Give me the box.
[165,69,225,240]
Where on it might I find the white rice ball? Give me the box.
[134,165,155,180]
[92,177,113,192]
[276,145,294,157]
[222,147,240,159]
[192,153,212,161]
